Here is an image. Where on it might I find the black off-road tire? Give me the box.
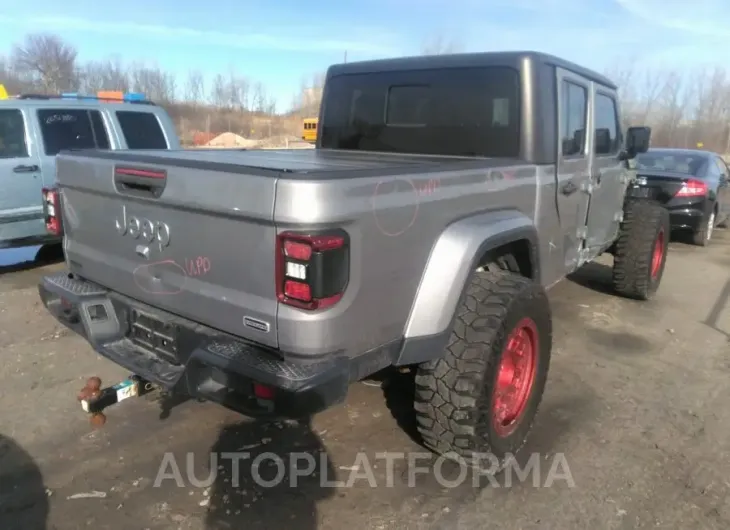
[413,269,552,471]
[612,199,670,300]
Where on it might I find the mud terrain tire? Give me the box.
[612,199,670,300]
[414,270,552,470]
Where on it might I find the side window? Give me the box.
[89,110,110,149]
[115,111,168,149]
[594,93,620,155]
[37,109,100,156]
[560,81,587,157]
[0,109,29,159]
[705,158,720,177]
[714,158,727,176]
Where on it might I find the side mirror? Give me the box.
[621,126,651,160]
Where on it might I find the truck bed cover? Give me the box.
[63,148,520,177]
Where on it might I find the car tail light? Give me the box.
[253,383,275,400]
[42,187,63,236]
[276,231,349,310]
[675,178,708,197]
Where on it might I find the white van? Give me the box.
[0,87,180,249]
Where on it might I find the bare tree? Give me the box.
[0,54,28,94]
[11,33,78,93]
[80,57,130,93]
[128,63,176,102]
[0,31,301,145]
[185,70,204,104]
[210,74,227,107]
[226,71,241,111]
[252,82,266,113]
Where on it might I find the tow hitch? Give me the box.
[77,375,155,427]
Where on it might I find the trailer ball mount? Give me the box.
[77,375,155,427]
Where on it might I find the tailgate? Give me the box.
[56,152,280,348]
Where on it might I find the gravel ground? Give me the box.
[1,229,729,530]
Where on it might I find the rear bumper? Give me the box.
[667,206,706,231]
[38,271,388,418]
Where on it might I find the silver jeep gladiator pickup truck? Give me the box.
[39,51,667,466]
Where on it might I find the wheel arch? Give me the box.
[395,209,540,366]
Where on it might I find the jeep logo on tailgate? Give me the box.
[115,205,171,250]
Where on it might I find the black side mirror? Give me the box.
[621,126,651,160]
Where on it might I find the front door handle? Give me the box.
[561,180,578,195]
[13,164,39,173]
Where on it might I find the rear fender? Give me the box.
[396,209,539,365]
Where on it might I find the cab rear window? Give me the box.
[116,111,168,149]
[37,109,110,156]
[320,66,521,158]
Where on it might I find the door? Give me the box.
[29,107,111,189]
[0,107,43,245]
[555,68,592,274]
[584,89,625,251]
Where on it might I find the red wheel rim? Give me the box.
[491,317,539,437]
[651,228,665,279]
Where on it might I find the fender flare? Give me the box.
[395,209,540,365]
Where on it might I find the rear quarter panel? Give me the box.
[274,163,543,358]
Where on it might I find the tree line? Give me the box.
[2,32,730,154]
[0,33,322,144]
[610,64,730,155]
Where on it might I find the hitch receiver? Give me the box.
[78,375,155,427]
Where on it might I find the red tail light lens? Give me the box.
[253,383,275,400]
[284,240,312,261]
[42,187,63,236]
[284,280,311,301]
[675,178,708,197]
[276,231,349,310]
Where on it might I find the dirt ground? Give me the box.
[1,230,729,530]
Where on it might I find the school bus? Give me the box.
[301,117,318,142]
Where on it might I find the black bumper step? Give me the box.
[38,272,351,416]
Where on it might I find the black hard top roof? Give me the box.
[327,50,617,90]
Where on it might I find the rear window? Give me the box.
[37,109,110,156]
[320,66,520,157]
[116,111,168,149]
[635,152,707,175]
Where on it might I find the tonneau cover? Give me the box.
[63,147,515,177]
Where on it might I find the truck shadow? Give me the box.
[381,369,422,443]
[703,277,730,340]
[0,434,49,530]
[566,261,615,296]
[204,416,336,529]
[378,366,595,461]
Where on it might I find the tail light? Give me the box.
[42,187,63,236]
[276,231,349,310]
[675,178,708,197]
